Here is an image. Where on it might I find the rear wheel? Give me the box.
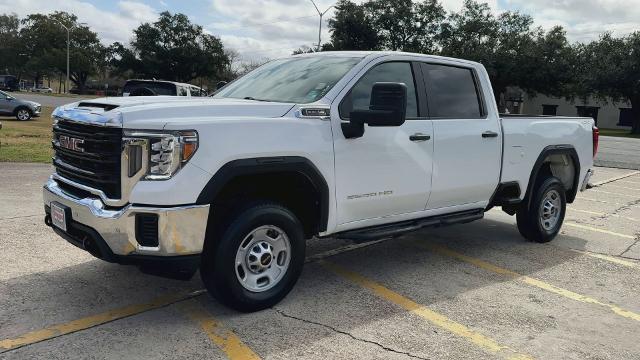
[516,176,566,243]
[15,108,32,121]
[200,202,305,312]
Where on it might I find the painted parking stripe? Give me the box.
[0,289,206,352]
[569,208,640,223]
[418,243,640,322]
[565,222,636,239]
[589,189,640,198]
[321,261,534,360]
[183,302,260,360]
[574,197,623,205]
[590,171,640,186]
[604,184,640,191]
[567,249,639,269]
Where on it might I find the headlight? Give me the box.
[124,129,198,180]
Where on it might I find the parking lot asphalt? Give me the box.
[595,136,640,170]
[1,163,639,360]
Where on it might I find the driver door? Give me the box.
[331,60,434,229]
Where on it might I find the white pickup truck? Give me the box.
[44,51,597,312]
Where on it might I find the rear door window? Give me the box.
[420,63,484,119]
[339,62,418,119]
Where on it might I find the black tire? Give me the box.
[14,107,32,121]
[200,202,305,312]
[516,176,566,243]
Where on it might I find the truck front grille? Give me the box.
[53,120,123,198]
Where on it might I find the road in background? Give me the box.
[6,92,94,108]
[595,136,640,170]
[1,163,639,359]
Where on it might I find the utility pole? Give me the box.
[309,0,334,51]
[52,20,87,94]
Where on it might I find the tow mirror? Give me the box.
[342,82,407,139]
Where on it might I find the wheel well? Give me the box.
[210,171,323,238]
[526,146,580,206]
[13,106,31,115]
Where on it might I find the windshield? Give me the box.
[215,56,363,103]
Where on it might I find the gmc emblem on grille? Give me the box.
[59,135,85,152]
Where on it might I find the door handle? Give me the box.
[482,131,498,138]
[409,133,431,142]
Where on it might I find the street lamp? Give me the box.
[51,20,87,94]
[309,0,334,52]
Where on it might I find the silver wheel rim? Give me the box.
[17,109,29,120]
[539,189,561,231]
[234,225,291,292]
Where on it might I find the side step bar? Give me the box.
[335,209,484,242]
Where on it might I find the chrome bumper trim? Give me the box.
[44,178,209,256]
[581,169,594,191]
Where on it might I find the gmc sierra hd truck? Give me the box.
[43,51,597,312]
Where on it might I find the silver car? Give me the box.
[0,90,41,120]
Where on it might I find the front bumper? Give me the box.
[43,178,210,261]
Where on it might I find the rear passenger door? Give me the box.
[420,63,501,210]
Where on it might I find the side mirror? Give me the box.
[342,82,407,139]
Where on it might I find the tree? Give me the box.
[114,12,229,83]
[365,0,444,52]
[0,14,21,76]
[440,0,575,111]
[327,0,380,51]
[18,12,104,93]
[579,32,640,133]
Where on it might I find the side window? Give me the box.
[339,62,418,119]
[178,86,188,96]
[421,63,483,119]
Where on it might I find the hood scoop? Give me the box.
[76,102,120,112]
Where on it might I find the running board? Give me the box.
[336,209,484,242]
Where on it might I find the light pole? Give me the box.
[309,0,334,51]
[51,20,87,94]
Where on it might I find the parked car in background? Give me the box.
[0,90,41,120]
[32,87,53,93]
[0,75,19,92]
[122,79,207,97]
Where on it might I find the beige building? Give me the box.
[518,93,633,130]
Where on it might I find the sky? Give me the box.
[0,0,638,63]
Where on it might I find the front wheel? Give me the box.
[516,176,566,243]
[200,202,305,312]
[15,108,32,121]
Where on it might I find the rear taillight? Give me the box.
[592,126,599,158]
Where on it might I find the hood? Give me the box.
[52,96,296,128]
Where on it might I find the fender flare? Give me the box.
[196,156,329,232]
[524,145,581,207]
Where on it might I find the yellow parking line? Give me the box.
[565,222,636,239]
[569,208,640,222]
[605,184,640,191]
[183,302,260,360]
[574,197,622,205]
[321,261,534,360]
[418,243,640,322]
[590,189,639,198]
[0,289,206,352]
[567,249,639,269]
